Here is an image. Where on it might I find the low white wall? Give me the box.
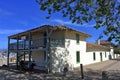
[81,51,110,66]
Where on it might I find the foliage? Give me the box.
[113,45,120,54]
[36,0,120,43]
[114,48,120,54]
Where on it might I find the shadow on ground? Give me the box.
[0,65,103,80]
[0,64,120,80]
[0,65,82,80]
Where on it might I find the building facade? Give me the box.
[7,25,116,72]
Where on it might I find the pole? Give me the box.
[80,64,84,79]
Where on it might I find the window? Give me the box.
[76,34,80,44]
[105,52,106,58]
[93,52,96,60]
[76,51,80,63]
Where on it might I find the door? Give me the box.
[100,52,103,61]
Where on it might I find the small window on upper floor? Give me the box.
[76,34,80,44]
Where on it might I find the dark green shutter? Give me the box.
[93,52,96,60]
[76,51,80,63]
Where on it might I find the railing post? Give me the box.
[80,64,84,79]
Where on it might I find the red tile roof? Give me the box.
[95,40,114,47]
[99,40,111,45]
[87,43,110,52]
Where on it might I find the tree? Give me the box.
[36,0,120,43]
[113,44,120,54]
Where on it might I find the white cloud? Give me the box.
[0,29,24,35]
[19,20,29,27]
[0,8,13,16]
[52,19,95,27]
[52,19,80,26]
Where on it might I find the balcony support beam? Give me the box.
[7,38,10,66]
[45,27,49,63]
[45,27,53,72]
[28,32,31,69]
[16,36,19,68]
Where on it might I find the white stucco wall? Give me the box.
[64,31,87,68]
[63,31,112,69]
[50,30,66,72]
[110,47,114,59]
[31,30,115,72]
[81,51,110,66]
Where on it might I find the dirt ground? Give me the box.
[0,65,102,80]
[0,58,120,80]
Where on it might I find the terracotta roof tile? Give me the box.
[87,43,110,52]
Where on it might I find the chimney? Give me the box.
[97,39,100,45]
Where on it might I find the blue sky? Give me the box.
[0,0,108,49]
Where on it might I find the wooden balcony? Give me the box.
[9,36,65,51]
[9,37,46,51]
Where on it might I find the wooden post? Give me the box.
[45,27,50,73]
[7,38,10,66]
[16,36,19,68]
[45,27,53,73]
[23,40,25,61]
[28,32,31,69]
[80,64,84,79]
[45,27,49,63]
[102,71,108,80]
[23,52,25,61]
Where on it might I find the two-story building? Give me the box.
[7,25,115,72]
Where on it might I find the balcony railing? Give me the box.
[9,40,29,50]
[9,37,46,50]
[31,37,46,49]
[9,37,65,50]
